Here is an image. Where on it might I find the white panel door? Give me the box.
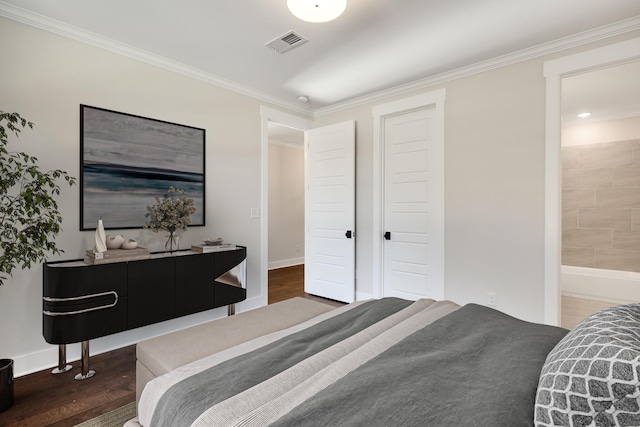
[383,107,444,300]
[305,120,355,303]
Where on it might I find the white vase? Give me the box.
[121,239,138,250]
[106,234,125,249]
[94,219,107,253]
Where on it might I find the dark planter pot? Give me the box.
[0,359,13,413]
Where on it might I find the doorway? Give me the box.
[260,108,356,307]
[559,61,640,329]
[543,36,640,326]
[259,107,312,308]
[267,122,305,303]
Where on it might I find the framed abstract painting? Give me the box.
[80,105,205,230]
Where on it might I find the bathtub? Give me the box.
[561,265,640,304]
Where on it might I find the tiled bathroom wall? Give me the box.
[562,139,640,272]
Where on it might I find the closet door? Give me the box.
[382,106,444,301]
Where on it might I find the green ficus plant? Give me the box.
[0,111,76,286]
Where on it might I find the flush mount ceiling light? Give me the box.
[577,112,591,118]
[287,0,347,23]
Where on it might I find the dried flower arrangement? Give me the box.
[144,186,196,251]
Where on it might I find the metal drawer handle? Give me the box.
[43,291,118,317]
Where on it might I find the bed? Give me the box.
[125,297,640,427]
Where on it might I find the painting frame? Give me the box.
[80,105,205,231]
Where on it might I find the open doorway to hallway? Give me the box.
[267,122,306,304]
[266,121,350,308]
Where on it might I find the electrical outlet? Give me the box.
[487,292,497,307]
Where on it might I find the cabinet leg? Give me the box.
[74,341,95,380]
[51,345,73,374]
[228,303,235,316]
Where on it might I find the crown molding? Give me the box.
[315,15,640,117]
[1,1,638,119]
[0,1,314,117]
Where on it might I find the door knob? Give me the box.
[345,230,353,239]
[384,231,391,240]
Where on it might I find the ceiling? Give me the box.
[562,61,640,126]
[2,0,640,115]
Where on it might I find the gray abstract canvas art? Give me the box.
[80,105,205,230]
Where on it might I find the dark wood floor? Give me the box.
[268,264,344,307]
[0,345,136,427]
[0,265,340,426]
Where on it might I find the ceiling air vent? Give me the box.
[265,30,308,54]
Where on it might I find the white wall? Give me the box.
[315,61,548,322]
[315,30,640,324]
[0,17,300,375]
[3,14,640,376]
[563,115,640,146]
[268,143,305,269]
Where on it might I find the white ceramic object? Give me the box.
[94,219,107,253]
[106,234,125,249]
[203,237,223,246]
[121,239,138,250]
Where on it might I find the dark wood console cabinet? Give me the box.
[42,247,246,379]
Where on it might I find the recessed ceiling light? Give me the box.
[577,112,591,118]
[287,0,347,23]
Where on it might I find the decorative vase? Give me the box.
[165,232,179,253]
[94,218,107,253]
[121,239,138,250]
[106,234,125,249]
[0,358,13,413]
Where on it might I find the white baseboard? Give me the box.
[236,294,266,313]
[12,295,265,377]
[268,257,304,270]
[356,291,374,301]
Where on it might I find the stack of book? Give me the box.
[190,243,237,253]
[84,247,151,265]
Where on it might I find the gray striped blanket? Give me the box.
[138,298,566,427]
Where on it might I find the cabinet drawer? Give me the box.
[213,248,247,279]
[214,283,246,308]
[128,258,175,328]
[44,262,127,298]
[43,294,127,344]
[175,252,216,316]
